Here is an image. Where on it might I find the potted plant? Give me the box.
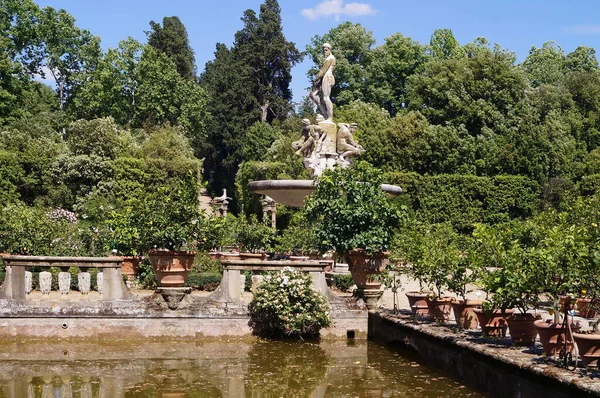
[446,234,482,329]
[235,214,275,260]
[304,161,403,307]
[400,222,460,322]
[139,178,203,287]
[108,203,144,279]
[532,220,585,355]
[471,223,519,337]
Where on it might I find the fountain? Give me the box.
[248,43,402,206]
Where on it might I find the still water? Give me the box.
[0,339,483,397]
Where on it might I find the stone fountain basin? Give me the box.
[248,180,402,207]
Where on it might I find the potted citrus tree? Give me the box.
[139,177,203,287]
[304,161,403,308]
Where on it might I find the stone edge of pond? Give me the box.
[369,311,600,398]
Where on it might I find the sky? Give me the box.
[34,0,600,105]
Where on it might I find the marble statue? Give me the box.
[337,122,364,165]
[309,43,336,121]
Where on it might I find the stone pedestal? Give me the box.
[156,287,192,310]
[78,272,91,294]
[356,289,384,310]
[39,271,52,295]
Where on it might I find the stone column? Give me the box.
[260,196,277,229]
[58,272,71,294]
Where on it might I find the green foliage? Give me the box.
[331,273,354,292]
[304,161,404,256]
[522,41,566,87]
[248,269,331,338]
[147,16,196,80]
[275,211,319,255]
[185,272,222,291]
[0,204,109,256]
[236,160,292,216]
[236,214,275,253]
[412,174,540,231]
[471,221,544,313]
[394,221,464,298]
[66,117,123,159]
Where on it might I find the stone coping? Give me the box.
[370,311,600,397]
[1,255,123,267]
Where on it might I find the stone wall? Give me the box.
[369,312,600,398]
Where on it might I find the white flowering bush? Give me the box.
[248,268,331,338]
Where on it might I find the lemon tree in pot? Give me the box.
[304,161,404,308]
[138,177,204,288]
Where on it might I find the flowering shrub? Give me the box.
[248,268,331,338]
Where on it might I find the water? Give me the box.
[0,340,483,397]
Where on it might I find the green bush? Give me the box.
[248,268,331,338]
[185,272,222,291]
[331,273,354,292]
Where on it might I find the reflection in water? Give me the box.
[0,340,482,397]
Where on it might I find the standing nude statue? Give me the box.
[309,43,336,121]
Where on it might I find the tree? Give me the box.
[233,0,301,123]
[365,33,426,115]
[429,28,465,59]
[71,38,142,124]
[37,6,101,110]
[146,16,196,80]
[134,45,209,150]
[566,46,599,73]
[199,0,299,209]
[522,41,566,88]
[407,38,527,135]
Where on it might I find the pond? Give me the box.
[0,339,483,397]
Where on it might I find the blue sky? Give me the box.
[35,0,600,104]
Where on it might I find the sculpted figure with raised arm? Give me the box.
[309,43,336,121]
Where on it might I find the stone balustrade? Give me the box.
[214,260,331,303]
[0,256,131,301]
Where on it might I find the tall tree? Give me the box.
[429,28,465,59]
[234,0,301,123]
[199,0,300,209]
[522,41,566,88]
[146,16,196,80]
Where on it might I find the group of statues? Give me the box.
[292,43,364,176]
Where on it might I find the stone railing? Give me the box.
[213,260,331,303]
[0,256,131,301]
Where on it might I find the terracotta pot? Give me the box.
[148,250,196,287]
[345,250,388,290]
[573,333,600,368]
[405,291,429,317]
[426,297,454,322]
[507,313,538,346]
[474,309,514,337]
[534,320,581,356]
[208,251,221,260]
[451,300,482,329]
[576,298,597,318]
[220,252,241,260]
[239,252,266,261]
[120,256,141,278]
